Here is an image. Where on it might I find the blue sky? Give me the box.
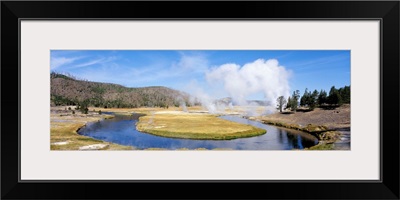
[51,50,350,100]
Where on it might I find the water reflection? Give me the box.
[78,114,318,150]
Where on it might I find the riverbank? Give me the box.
[50,106,133,150]
[259,120,340,150]
[51,106,250,150]
[251,104,351,150]
[51,105,349,150]
[136,111,266,140]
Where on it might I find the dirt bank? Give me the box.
[255,104,350,150]
[259,104,350,130]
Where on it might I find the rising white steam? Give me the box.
[185,81,219,113]
[206,59,291,112]
[182,58,291,115]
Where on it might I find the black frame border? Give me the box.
[2,1,399,199]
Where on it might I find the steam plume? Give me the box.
[206,59,290,109]
[184,58,291,116]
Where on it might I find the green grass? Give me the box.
[136,114,266,140]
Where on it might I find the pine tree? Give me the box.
[300,88,309,107]
[309,90,319,110]
[339,85,350,104]
[318,90,328,105]
[290,90,300,111]
[328,86,343,106]
[286,96,291,110]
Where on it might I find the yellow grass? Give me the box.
[50,109,132,150]
[50,106,267,150]
[136,113,266,140]
[97,106,206,115]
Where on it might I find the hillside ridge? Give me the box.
[50,72,193,108]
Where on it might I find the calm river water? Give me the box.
[78,113,318,150]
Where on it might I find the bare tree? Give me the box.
[276,96,287,113]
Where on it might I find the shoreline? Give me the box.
[261,119,340,142]
[245,116,347,150]
[50,108,133,150]
[136,113,267,140]
[250,105,350,150]
[51,106,349,150]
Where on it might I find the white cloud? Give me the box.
[291,54,349,70]
[72,58,104,68]
[70,56,117,69]
[50,56,82,70]
[173,53,208,73]
[125,54,210,84]
[206,58,291,106]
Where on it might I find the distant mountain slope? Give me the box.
[50,72,192,108]
[216,97,270,106]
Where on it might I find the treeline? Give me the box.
[51,72,194,108]
[276,85,350,112]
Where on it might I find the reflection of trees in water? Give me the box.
[286,133,301,149]
[297,135,304,149]
[301,135,317,148]
[277,129,284,144]
[278,128,317,149]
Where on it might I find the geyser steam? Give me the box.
[205,59,291,114]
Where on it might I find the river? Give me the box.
[78,113,318,150]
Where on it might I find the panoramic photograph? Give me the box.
[50,50,350,151]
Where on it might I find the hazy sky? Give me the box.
[50,50,350,100]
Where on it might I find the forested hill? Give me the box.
[50,72,193,108]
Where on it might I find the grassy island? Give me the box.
[136,112,266,140]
